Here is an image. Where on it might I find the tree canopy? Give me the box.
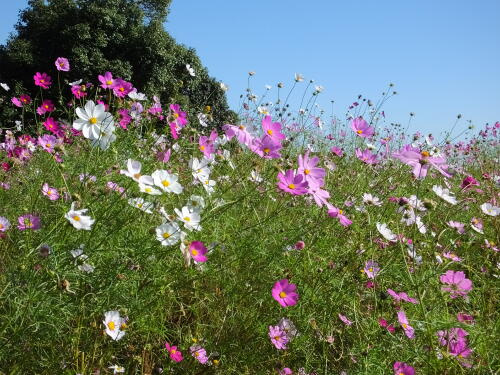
[0,0,235,129]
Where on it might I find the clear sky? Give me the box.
[1,0,499,137]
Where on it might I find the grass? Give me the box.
[0,71,499,375]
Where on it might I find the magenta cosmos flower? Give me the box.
[223,124,254,146]
[261,115,285,142]
[440,270,472,298]
[268,325,289,349]
[272,279,299,307]
[37,99,55,115]
[33,72,52,89]
[42,183,60,201]
[393,362,415,375]
[393,146,451,179]
[387,289,418,304]
[327,206,352,227]
[351,117,374,138]
[355,148,378,164]
[277,170,308,195]
[252,135,282,159]
[189,241,208,263]
[55,57,70,72]
[17,214,41,230]
[297,151,325,187]
[98,72,115,89]
[190,345,209,364]
[397,310,415,339]
[199,129,218,158]
[112,78,134,98]
[165,342,183,362]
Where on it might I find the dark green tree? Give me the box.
[0,0,236,129]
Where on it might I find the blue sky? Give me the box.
[1,0,499,137]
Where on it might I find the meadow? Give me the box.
[0,59,498,374]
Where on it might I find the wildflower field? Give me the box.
[0,60,499,375]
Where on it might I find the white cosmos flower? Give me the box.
[432,185,457,205]
[103,311,126,341]
[415,216,427,234]
[400,209,416,226]
[109,365,125,374]
[90,121,117,150]
[65,202,95,230]
[408,195,427,211]
[156,222,181,246]
[120,159,153,184]
[151,170,183,194]
[197,113,209,127]
[0,83,10,91]
[376,222,397,242]
[68,79,83,86]
[249,170,263,183]
[187,195,205,212]
[481,202,499,217]
[186,64,196,77]
[139,182,162,195]
[73,100,114,140]
[189,157,211,181]
[128,90,147,101]
[128,197,154,214]
[201,178,216,195]
[175,206,201,231]
[362,193,382,206]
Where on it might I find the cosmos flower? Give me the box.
[190,345,208,364]
[55,57,70,72]
[480,202,499,216]
[0,217,11,232]
[363,260,380,279]
[268,325,289,349]
[393,362,415,375]
[156,222,181,246]
[351,117,374,138]
[376,223,397,242]
[165,342,183,362]
[65,202,95,230]
[73,100,115,141]
[17,214,41,230]
[440,270,472,299]
[432,185,458,205]
[33,72,52,89]
[151,170,183,194]
[103,310,126,341]
[188,241,208,262]
[397,310,415,339]
[272,279,299,307]
[42,183,60,201]
[277,170,308,195]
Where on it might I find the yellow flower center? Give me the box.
[274,335,281,340]
[421,151,430,158]
[119,87,124,92]
[200,145,206,151]
[107,321,115,330]
[184,217,191,222]
[44,105,49,109]
[120,323,127,330]
[47,190,52,195]
[106,80,112,85]
[304,169,310,175]
[46,143,51,148]
[339,210,343,215]
[73,216,80,221]
[137,203,143,208]
[162,180,170,187]
[40,79,45,83]
[191,249,199,256]
[357,130,363,134]
[402,323,408,329]
[162,232,170,239]
[368,268,373,272]
[0,224,3,229]
[267,129,273,135]
[174,113,179,119]
[89,117,98,125]
[133,173,141,179]
[263,148,270,154]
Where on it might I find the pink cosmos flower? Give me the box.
[442,252,462,262]
[118,109,131,129]
[223,124,254,146]
[268,325,289,349]
[189,241,208,263]
[351,117,374,138]
[447,221,465,234]
[38,134,58,153]
[279,368,293,375]
[168,104,188,139]
[308,184,330,207]
[338,314,353,326]
[190,345,209,364]
[261,115,285,141]
[199,130,218,158]
[33,72,52,89]
[327,206,352,226]
[363,260,380,279]
[0,217,11,232]
[156,147,171,163]
[440,270,472,298]
[355,148,378,164]
[397,311,415,339]
[387,289,418,304]
[70,84,85,99]
[252,135,282,159]
[11,97,22,107]
[12,94,31,107]
[98,72,115,89]
[272,279,299,307]
[297,152,326,187]
[393,362,415,375]
[165,342,183,362]
[457,312,474,324]
[330,146,343,157]
[393,146,451,179]
[42,183,60,201]
[461,176,479,190]
[55,57,70,72]
[112,78,133,98]
[470,217,483,233]
[17,214,41,230]
[277,170,308,195]
[294,241,305,250]
[37,99,55,116]
[43,117,60,135]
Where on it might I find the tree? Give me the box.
[0,0,236,130]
